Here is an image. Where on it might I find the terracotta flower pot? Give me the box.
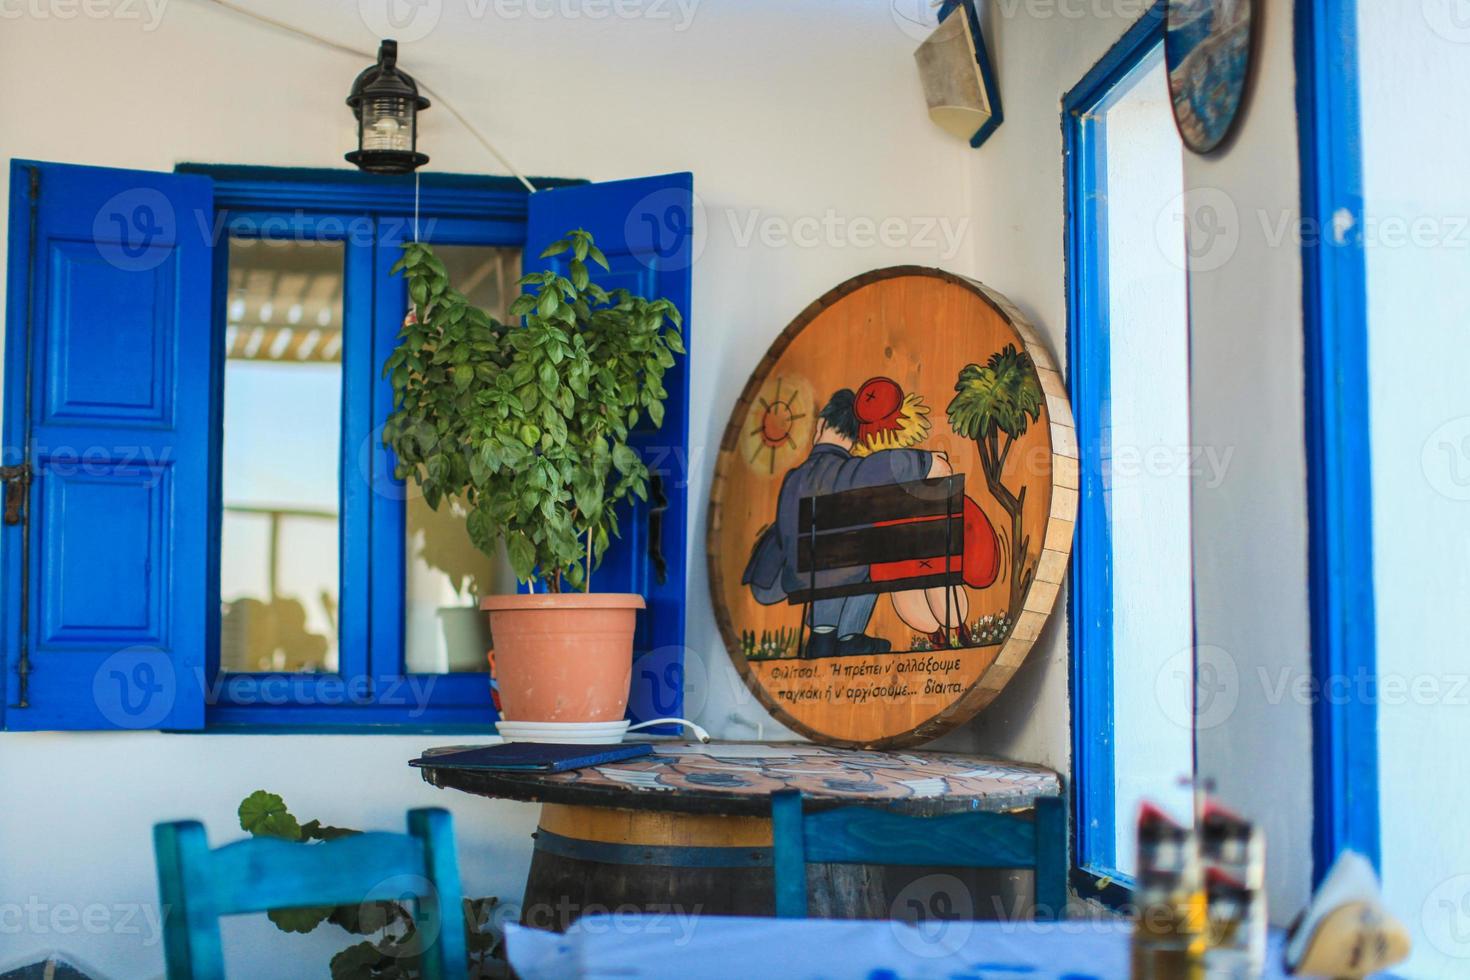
[481,593,645,723]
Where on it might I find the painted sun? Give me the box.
[741,375,814,475]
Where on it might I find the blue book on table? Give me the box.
[411,742,653,773]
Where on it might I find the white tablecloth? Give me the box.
[507,914,1298,979]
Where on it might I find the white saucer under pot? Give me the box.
[495,730,631,745]
[495,720,631,732]
[498,734,630,745]
[495,720,631,742]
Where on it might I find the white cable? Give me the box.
[626,718,712,743]
[416,82,539,194]
[194,0,538,193]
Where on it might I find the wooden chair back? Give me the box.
[153,807,466,979]
[771,790,1066,920]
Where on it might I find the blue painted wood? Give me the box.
[1294,0,1380,881]
[1064,0,1166,113]
[203,702,496,731]
[179,164,583,219]
[409,808,469,976]
[2,164,690,732]
[2,160,213,730]
[771,790,808,919]
[203,217,229,692]
[1060,3,1165,893]
[206,170,695,731]
[525,174,694,727]
[153,807,466,979]
[370,217,413,698]
[196,169,538,727]
[1064,84,1118,882]
[1033,795,1067,919]
[369,214,526,723]
[771,790,1066,920]
[201,211,378,721]
[202,183,527,729]
[340,229,375,691]
[804,807,1037,867]
[0,166,28,720]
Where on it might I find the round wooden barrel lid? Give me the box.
[707,267,1076,748]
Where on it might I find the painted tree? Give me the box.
[946,344,1044,616]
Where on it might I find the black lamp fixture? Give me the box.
[346,40,430,174]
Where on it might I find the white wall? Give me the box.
[0,733,541,977]
[1360,3,1470,976]
[0,0,1332,973]
[0,1,974,975]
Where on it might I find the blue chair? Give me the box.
[153,807,467,980]
[771,790,1067,920]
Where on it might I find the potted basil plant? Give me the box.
[383,230,684,724]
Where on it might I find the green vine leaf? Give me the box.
[328,940,387,980]
[269,905,334,934]
[301,819,359,842]
[238,790,302,841]
[237,792,509,977]
[327,900,400,935]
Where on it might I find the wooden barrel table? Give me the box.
[420,741,1061,930]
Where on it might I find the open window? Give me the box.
[1064,12,1195,890]
[1,161,694,731]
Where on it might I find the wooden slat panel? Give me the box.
[795,516,964,572]
[787,571,962,605]
[801,806,1036,868]
[1033,795,1067,920]
[156,809,464,978]
[408,808,468,972]
[200,833,427,916]
[772,791,809,918]
[797,474,963,531]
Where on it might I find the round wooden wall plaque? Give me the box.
[707,267,1076,748]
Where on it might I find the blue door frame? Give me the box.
[1062,0,1167,903]
[1293,2,1380,879]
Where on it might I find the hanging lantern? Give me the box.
[346,40,430,174]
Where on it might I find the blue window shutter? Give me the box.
[525,174,693,724]
[2,160,212,730]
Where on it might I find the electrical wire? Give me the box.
[193,0,538,193]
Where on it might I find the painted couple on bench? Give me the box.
[743,377,1000,658]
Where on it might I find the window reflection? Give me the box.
[404,245,520,674]
[1098,53,1195,875]
[220,238,344,673]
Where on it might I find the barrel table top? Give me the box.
[418,741,1060,817]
